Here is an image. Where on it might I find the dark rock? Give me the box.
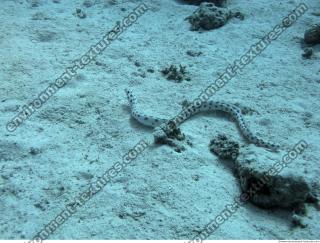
[29,147,41,155]
[302,47,313,59]
[186,2,231,31]
[235,147,312,209]
[186,50,202,57]
[180,0,227,7]
[232,11,245,21]
[76,8,87,19]
[304,25,320,45]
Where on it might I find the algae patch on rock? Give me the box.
[235,146,314,210]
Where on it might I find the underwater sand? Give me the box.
[0,0,320,240]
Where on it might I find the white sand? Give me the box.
[0,0,319,240]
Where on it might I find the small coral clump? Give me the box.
[153,121,186,153]
[302,47,313,59]
[161,64,191,82]
[209,134,240,160]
